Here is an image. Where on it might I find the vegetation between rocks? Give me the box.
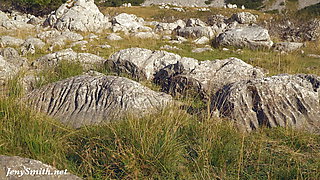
[0,94,319,179]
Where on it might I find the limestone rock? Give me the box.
[106,33,123,41]
[0,48,28,67]
[106,48,182,80]
[26,75,172,128]
[155,57,265,99]
[32,48,105,70]
[210,74,320,133]
[186,18,207,27]
[0,55,18,85]
[38,31,83,48]
[215,25,273,49]
[193,36,210,44]
[112,13,151,32]
[0,155,81,179]
[273,42,304,52]
[0,36,24,47]
[44,0,110,32]
[176,26,215,39]
[155,20,186,34]
[21,37,46,55]
[191,47,212,53]
[230,12,257,24]
[131,32,160,39]
[142,0,225,7]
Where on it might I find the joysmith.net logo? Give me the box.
[6,167,68,177]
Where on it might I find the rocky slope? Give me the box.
[142,0,225,7]
[0,0,319,133]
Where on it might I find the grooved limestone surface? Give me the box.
[211,74,320,133]
[26,75,172,128]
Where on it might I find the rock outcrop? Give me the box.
[211,74,320,133]
[26,74,172,128]
[0,55,18,85]
[44,0,110,32]
[106,48,184,80]
[0,48,28,84]
[273,42,304,52]
[214,25,273,49]
[142,0,225,7]
[112,13,151,33]
[155,57,265,99]
[32,49,105,70]
[0,36,24,47]
[0,155,81,179]
[229,12,257,24]
[176,26,215,39]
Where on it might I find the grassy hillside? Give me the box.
[0,5,319,179]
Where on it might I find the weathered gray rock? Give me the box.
[70,40,88,48]
[169,36,188,44]
[193,36,210,44]
[155,57,265,99]
[280,19,320,42]
[32,48,105,70]
[307,54,320,59]
[106,33,123,41]
[0,155,81,179]
[191,47,212,53]
[186,18,207,27]
[0,17,34,30]
[142,0,225,7]
[21,37,46,55]
[106,48,182,80]
[210,74,320,133]
[45,0,110,32]
[0,47,28,67]
[215,25,273,49]
[155,20,186,34]
[37,30,62,40]
[26,75,172,128]
[131,32,160,39]
[176,26,215,39]
[0,36,24,47]
[112,13,151,32]
[230,12,257,24]
[160,45,181,50]
[273,42,304,52]
[0,55,18,85]
[0,11,9,22]
[23,38,46,49]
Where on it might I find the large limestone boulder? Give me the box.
[112,13,151,32]
[176,26,215,39]
[106,48,185,80]
[26,75,172,128]
[211,74,320,133]
[32,48,105,70]
[44,0,111,32]
[229,12,257,24]
[155,57,265,99]
[214,25,273,49]
[0,155,81,179]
